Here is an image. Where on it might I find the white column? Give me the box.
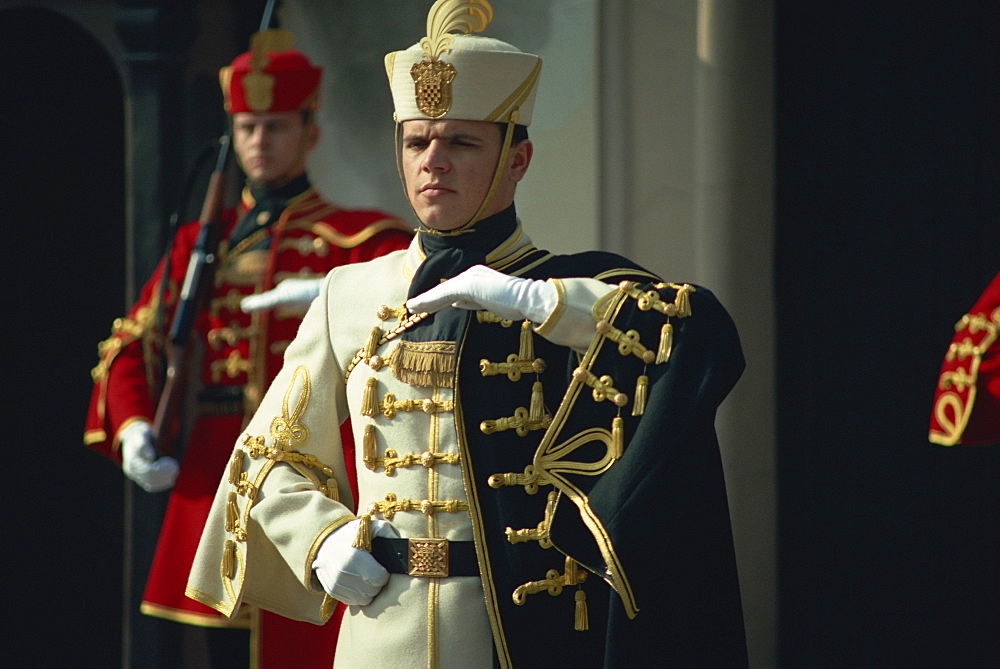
[601,2,776,666]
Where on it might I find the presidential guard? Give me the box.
[84,29,412,667]
[188,2,748,666]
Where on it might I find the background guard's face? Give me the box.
[232,111,315,187]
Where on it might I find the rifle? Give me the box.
[150,0,279,456]
[150,137,231,455]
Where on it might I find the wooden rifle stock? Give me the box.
[151,137,231,456]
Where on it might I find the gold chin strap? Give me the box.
[396,110,520,237]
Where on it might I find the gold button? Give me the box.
[256,211,270,225]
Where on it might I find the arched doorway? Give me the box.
[1,6,126,666]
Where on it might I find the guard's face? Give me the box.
[401,119,527,231]
[232,111,316,187]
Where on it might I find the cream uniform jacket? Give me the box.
[187,230,615,667]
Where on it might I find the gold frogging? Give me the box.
[480,320,551,436]
[221,365,340,586]
[488,280,698,629]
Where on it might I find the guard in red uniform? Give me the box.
[929,271,1000,446]
[84,30,412,667]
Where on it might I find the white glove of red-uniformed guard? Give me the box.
[119,420,179,493]
[241,278,323,313]
[313,519,399,606]
[405,264,557,323]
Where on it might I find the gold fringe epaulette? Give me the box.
[387,340,456,388]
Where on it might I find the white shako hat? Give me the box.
[384,0,542,126]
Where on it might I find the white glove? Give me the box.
[313,519,399,606]
[119,420,179,493]
[405,264,557,323]
[241,278,323,313]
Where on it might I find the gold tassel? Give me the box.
[225,492,239,533]
[656,322,673,364]
[611,416,624,459]
[352,513,373,551]
[363,424,378,470]
[632,374,649,417]
[325,478,340,502]
[574,589,589,632]
[361,377,379,417]
[529,381,545,422]
[674,284,693,317]
[228,449,244,486]
[223,540,236,580]
[364,326,382,359]
[519,320,534,360]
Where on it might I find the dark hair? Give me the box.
[495,122,529,145]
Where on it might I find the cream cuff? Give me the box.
[534,278,617,352]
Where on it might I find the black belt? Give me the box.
[198,386,245,402]
[370,537,479,578]
[197,386,245,416]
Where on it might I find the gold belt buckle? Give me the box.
[408,537,449,577]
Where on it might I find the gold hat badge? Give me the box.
[411,0,494,118]
[243,29,296,112]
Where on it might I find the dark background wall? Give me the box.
[775,1,999,666]
[2,2,249,666]
[2,7,126,667]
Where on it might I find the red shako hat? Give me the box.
[220,29,321,114]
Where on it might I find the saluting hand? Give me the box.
[405,264,556,323]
